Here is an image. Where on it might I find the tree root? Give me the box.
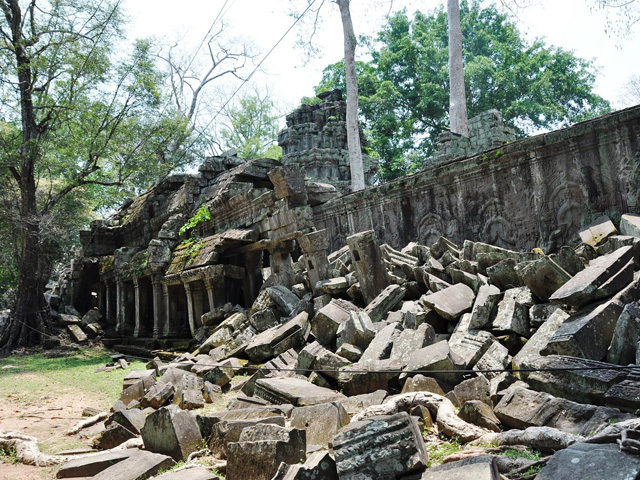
[0,431,65,466]
[66,411,108,436]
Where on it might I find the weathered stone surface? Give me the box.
[536,443,640,480]
[401,374,446,396]
[67,324,88,343]
[362,284,406,323]
[245,311,310,362]
[310,346,351,381]
[529,303,563,327]
[485,258,523,290]
[142,381,175,409]
[458,400,500,432]
[621,213,640,238]
[339,390,388,417]
[491,287,533,337]
[203,381,222,403]
[512,308,569,373]
[254,377,346,406]
[337,311,376,350]
[336,343,363,362]
[517,256,571,302]
[419,455,500,480]
[152,466,217,480]
[141,405,202,462]
[92,450,175,480]
[339,359,404,397]
[495,386,627,435]
[578,215,618,247]
[549,246,634,308]
[403,340,463,385]
[605,375,640,413]
[59,313,81,326]
[92,422,136,450]
[469,284,500,329]
[448,330,495,369]
[180,389,205,410]
[390,323,435,363]
[311,298,359,348]
[124,369,157,391]
[526,355,628,405]
[607,301,640,365]
[226,424,306,480]
[271,450,338,480]
[422,284,475,321]
[108,408,145,434]
[347,230,390,304]
[544,296,625,360]
[290,401,350,446]
[454,375,492,406]
[207,417,286,456]
[56,451,132,478]
[317,277,349,295]
[331,412,427,480]
[360,322,403,362]
[242,349,299,397]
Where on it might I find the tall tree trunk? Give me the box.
[447,0,469,137]
[336,0,366,192]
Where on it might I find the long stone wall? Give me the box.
[313,105,640,253]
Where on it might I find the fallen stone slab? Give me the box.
[419,455,500,480]
[422,283,475,321]
[578,215,618,246]
[67,324,88,344]
[403,340,464,385]
[491,287,534,338]
[448,330,495,369]
[473,342,510,380]
[359,322,403,362]
[337,311,376,350]
[92,449,174,480]
[605,374,640,413]
[528,303,564,327]
[241,349,299,397]
[245,312,310,363]
[347,230,391,304]
[311,299,359,348]
[512,308,569,373]
[123,369,157,391]
[453,375,492,407]
[536,442,640,480]
[56,450,132,478]
[621,213,640,238]
[362,284,406,323]
[339,390,388,417]
[335,343,363,362]
[271,450,338,480]
[141,405,202,462]
[468,284,500,329]
[290,401,350,446]
[226,424,306,480]
[516,256,571,302]
[549,245,634,308]
[207,417,286,456]
[254,377,346,407]
[390,323,435,363]
[485,258,523,290]
[331,412,427,480]
[152,465,218,480]
[142,382,175,409]
[458,400,501,432]
[473,426,578,453]
[339,358,405,396]
[607,301,640,365]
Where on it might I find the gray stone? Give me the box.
[152,466,217,480]
[403,340,464,385]
[331,412,427,480]
[207,417,286,456]
[107,409,145,434]
[578,215,618,246]
[516,256,571,302]
[536,443,640,480]
[362,284,406,323]
[454,375,492,406]
[420,455,500,480]
[422,283,475,322]
[226,424,306,480]
[486,258,523,290]
[310,346,351,381]
[59,313,81,326]
[91,450,175,480]
[317,277,349,295]
[241,349,299,397]
[245,311,310,362]
[401,374,447,396]
[336,343,363,362]
[529,303,564,327]
[141,405,203,462]
[473,341,510,380]
[605,376,640,413]
[81,308,103,325]
[347,230,391,304]
[360,322,403,362]
[56,450,132,478]
[390,323,435,363]
[311,299,359,348]
[295,341,328,372]
[621,213,640,238]
[458,401,501,432]
[142,381,175,409]
[339,358,404,396]
[268,285,301,316]
[290,402,350,446]
[339,390,388,417]
[491,287,533,337]
[179,389,205,410]
[337,311,376,350]
[607,302,640,365]
[271,450,338,480]
[67,324,88,343]
[122,369,156,391]
[92,422,137,450]
[550,246,634,308]
[469,284,500,329]
[448,330,495,369]
[512,308,569,373]
[254,377,346,406]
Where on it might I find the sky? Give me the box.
[123,0,640,122]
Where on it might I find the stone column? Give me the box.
[243,251,264,306]
[133,277,142,337]
[105,282,112,325]
[116,280,123,334]
[98,283,106,315]
[204,269,226,311]
[268,240,297,289]
[347,230,390,304]
[183,282,195,337]
[151,274,163,339]
[162,282,172,338]
[298,229,331,295]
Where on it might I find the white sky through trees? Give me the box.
[125,0,640,122]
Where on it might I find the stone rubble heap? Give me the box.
[57,213,640,480]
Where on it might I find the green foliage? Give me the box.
[502,448,541,461]
[0,446,19,464]
[314,1,610,181]
[220,92,283,160]
[425,433,463,466]
[179,205,212,237]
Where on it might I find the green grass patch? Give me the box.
[425,434,463,467]
[0,446,19,464]
[502,447,541,461]
[0,348,146,405]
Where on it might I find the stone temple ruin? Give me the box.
[41,97,640,479]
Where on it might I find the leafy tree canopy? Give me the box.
[315,1,611,181]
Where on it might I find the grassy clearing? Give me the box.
[0,348,146,405]
[424,432,463,467]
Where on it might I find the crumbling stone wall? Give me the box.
[313,105,640,252]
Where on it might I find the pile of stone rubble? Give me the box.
[56,214,640,480]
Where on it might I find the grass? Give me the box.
[425,432,463,467]
[0,446,19,464]
[502,447,541,462]
[0,348,146,405]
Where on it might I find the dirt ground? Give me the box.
[0,384,106,479]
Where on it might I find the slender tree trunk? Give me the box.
[336,0,366,192]
[447,0,469,137]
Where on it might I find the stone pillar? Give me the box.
[347,230,390,304]
[204,274,226,311]
[116,280,124,334]
[184,282,195,337]
[243,251,264,306]
[269,240,297,289]
[133,277,142,337]
[151,275,163,339]
[98,283,106,316]
[191,283,206,330]
[162,282,172,338]
[105,282,112,325]
[298,230,331,295]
